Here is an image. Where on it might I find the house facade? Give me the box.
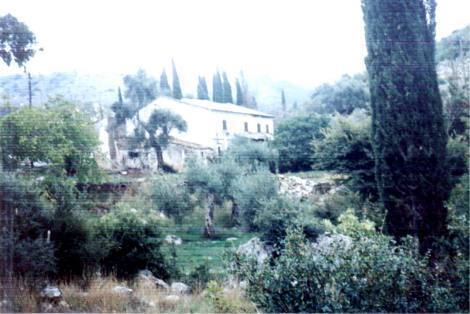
[97,97,274,171]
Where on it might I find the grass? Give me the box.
[161,225,257,274]
[8,276,255,313]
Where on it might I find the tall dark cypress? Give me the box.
[222,72,233,103]
[171,59,183,99]
[281,89,286,111]
[362,0,448,252]
[236,78,244,105]
[197,76,209,100]
[160,69,171,96]
[212,71,223,103]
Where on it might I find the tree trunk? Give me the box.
[204,194,215,238]
[154,145,164,170]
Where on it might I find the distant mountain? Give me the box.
[0,71,121,110]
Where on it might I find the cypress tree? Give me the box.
[236,78,244,105]
[281,89,286,111]
[362,0,449,252]
[222,72,233,103]
[212,71,223,103]
[197,76,209,100]
[171,59,182,99]
[160,69,171,96]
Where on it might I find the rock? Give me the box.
[165,235,182,245]
[40,285,62,302]
[137,269,170,290]
[38,286,69,313]
[312,234,353,254]
[236,237,270,266]
[164,294,181,302]
[170,282,190,294]
[112,284,133,294]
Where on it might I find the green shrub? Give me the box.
[96,208,171,280]
[0,174,56,282]
[313,109,377,199]
[185,260,214,291]
[152,175,192,223]
[313,187,384,227]
[254,196,303,249]
[226,136,278,172]
[446,136,469,186]
[232,170,278,231]
[273,113,330,172]
[240,224,467,313]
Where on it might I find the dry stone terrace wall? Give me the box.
[277,173,346,201]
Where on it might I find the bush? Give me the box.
[240,222,468,313]
[226,136,278,172]
[313,187,384,227]
[96,208,171,280]
[274,113,330,172]
[232,170,278,231]
[446,136,469,186]
[152,175,192,223]
[254,196,303,249]
[0,174,56,283]
[313,109,377,199]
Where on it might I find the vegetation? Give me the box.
[0,98,100,181]
[362,0,449,251]
[0,14,36,67]
[141,109,187,170]
[307,74,369,115]
[1,7,469,314]
[313,109,376,198]
[274,113,330,172]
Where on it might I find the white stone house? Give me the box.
[97,97,274,171]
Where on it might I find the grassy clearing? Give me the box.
[161,226,257,274]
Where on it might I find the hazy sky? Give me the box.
[1,0,469,88]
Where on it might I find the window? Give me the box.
[128,151,139,158]
[257,123,261,133]
[244,122,248,132]
[222,120,227,131]
[266,124,270,133]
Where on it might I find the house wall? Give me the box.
[98,97,274,172]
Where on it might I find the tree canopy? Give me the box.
[0,98,100,181]
[362,0,449,251]
[123,69,158,113]
[0,14,36,67]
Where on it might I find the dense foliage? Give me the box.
[274,113,330,172]
[238,211,469,313]
[362,0,449,250]
[0,98,100,181]
[0,14,36,67]
[307,74,370,115]
[313,110,376,198]
[96,208,171,280]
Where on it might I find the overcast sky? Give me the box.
[1,0,469,88]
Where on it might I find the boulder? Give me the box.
[164,294,181,302]
[112,284,133,294]
[170,282,190,294]
[137,270,170,290]
[39,285,69,313]
[236,237,270,265]
[40,285,62,301]
[312,234,353,254]
[165,235,182,245]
